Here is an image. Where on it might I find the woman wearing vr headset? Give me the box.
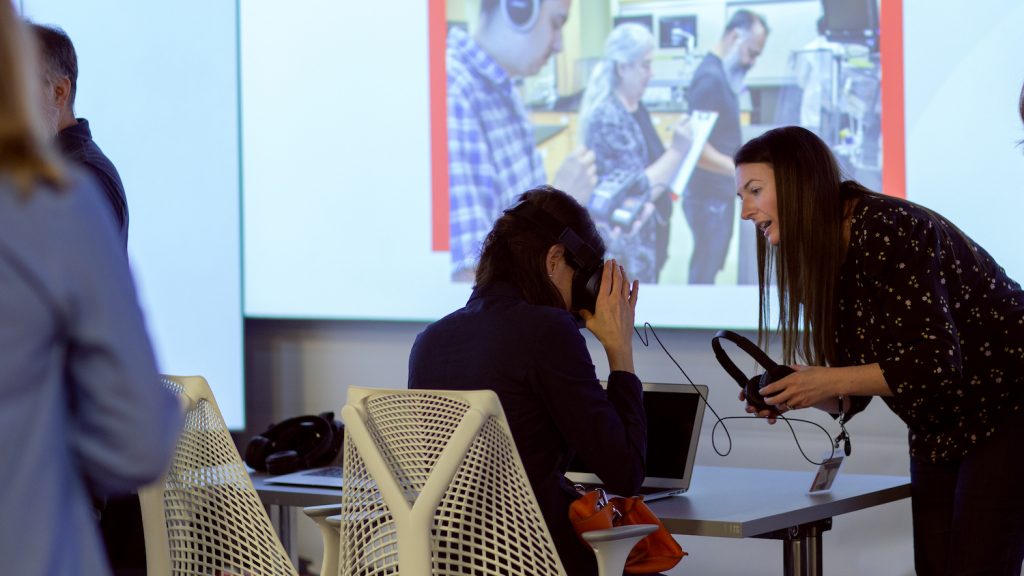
[733,125,1024,575]
[0,4,181,574]
[409,185,644,576]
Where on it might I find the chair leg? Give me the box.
[583,525,658,576]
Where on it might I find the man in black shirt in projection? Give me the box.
[683,10,768,284]
[32,23,129,247]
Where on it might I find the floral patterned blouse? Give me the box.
[581,97,660,283]
[838,193,1024,463]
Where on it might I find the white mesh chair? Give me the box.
[139,375,297,576]
[306,386,654,576]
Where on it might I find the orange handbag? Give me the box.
[568,487,686,574]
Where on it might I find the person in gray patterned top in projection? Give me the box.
[733,125,1024,576]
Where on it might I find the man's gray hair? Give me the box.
[29,23,78,110]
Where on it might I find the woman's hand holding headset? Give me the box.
[579,259,639,373]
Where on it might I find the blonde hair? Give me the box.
[0,1,65,194]
[578,24,655,142]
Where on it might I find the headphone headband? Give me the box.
[711,330,781,388]
[505,198,604,314]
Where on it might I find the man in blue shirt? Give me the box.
[448,0,596,279]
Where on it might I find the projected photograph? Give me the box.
[242,0,1024,327]
[434,0,891,286]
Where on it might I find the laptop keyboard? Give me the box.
[304,466,343,478]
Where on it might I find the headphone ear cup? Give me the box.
[265,450,301,476]
[572,265,603,315]
[752,365,795,412]
[304,415,340,467]
[761,365,795,395]
[502,0,539,32]
[244,435,272,471]
[745,376,770,411]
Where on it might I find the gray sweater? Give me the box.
[0,173,181,575]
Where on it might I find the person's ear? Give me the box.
[52,77,71,110]
[545,244,565,275]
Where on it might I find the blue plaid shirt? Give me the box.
[447,28,545,275]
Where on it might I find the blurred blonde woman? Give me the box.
[579,23,691,283]
[0,3,181,574]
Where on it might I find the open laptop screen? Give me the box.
[566,382,707,490]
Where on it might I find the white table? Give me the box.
[252,465,911,576]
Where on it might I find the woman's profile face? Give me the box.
[736,162,780,246]
[617,49,653,102]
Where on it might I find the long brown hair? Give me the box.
[736,126,989,367]
[0,1,65,194]
[734,126,868,366]
[475,186,605,309]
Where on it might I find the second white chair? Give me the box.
[307,386,655,576]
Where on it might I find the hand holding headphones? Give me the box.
[711,330,795,417]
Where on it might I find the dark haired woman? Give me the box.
[733,125,1024,575]
[409,186,645,576]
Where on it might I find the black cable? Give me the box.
[634,322,839,466]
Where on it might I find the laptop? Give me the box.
[265,382,708,496]
[566,381,707,501]
[263,465,344,489]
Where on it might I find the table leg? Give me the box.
[783,527,805,576]
[805,524,823,576]
[279,505,292,556]
[268,503,298,567]
[762,518,831,576]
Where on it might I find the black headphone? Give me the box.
[244,412,344,475]
[505,199,604,314]
[711,330,794,414]
[500,0,539,32]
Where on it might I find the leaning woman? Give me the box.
[409,186,645,576]
[734,125,1024,575]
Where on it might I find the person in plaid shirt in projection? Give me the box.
[447,0,596,280]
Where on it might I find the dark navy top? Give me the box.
[685,53,742,202]
[408,281,646,576]
[838,193,1024,463]
[57,119,128,246]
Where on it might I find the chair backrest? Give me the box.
[139,375,297,576]
[339,387,566,576]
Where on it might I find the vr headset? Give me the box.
[244,411,344,475]
[505,199,603,314]
[711,330,794,414]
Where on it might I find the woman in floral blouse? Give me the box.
[733,125,1024,575]
[578,23,691,283]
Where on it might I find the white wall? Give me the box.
[21,0,245,427]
